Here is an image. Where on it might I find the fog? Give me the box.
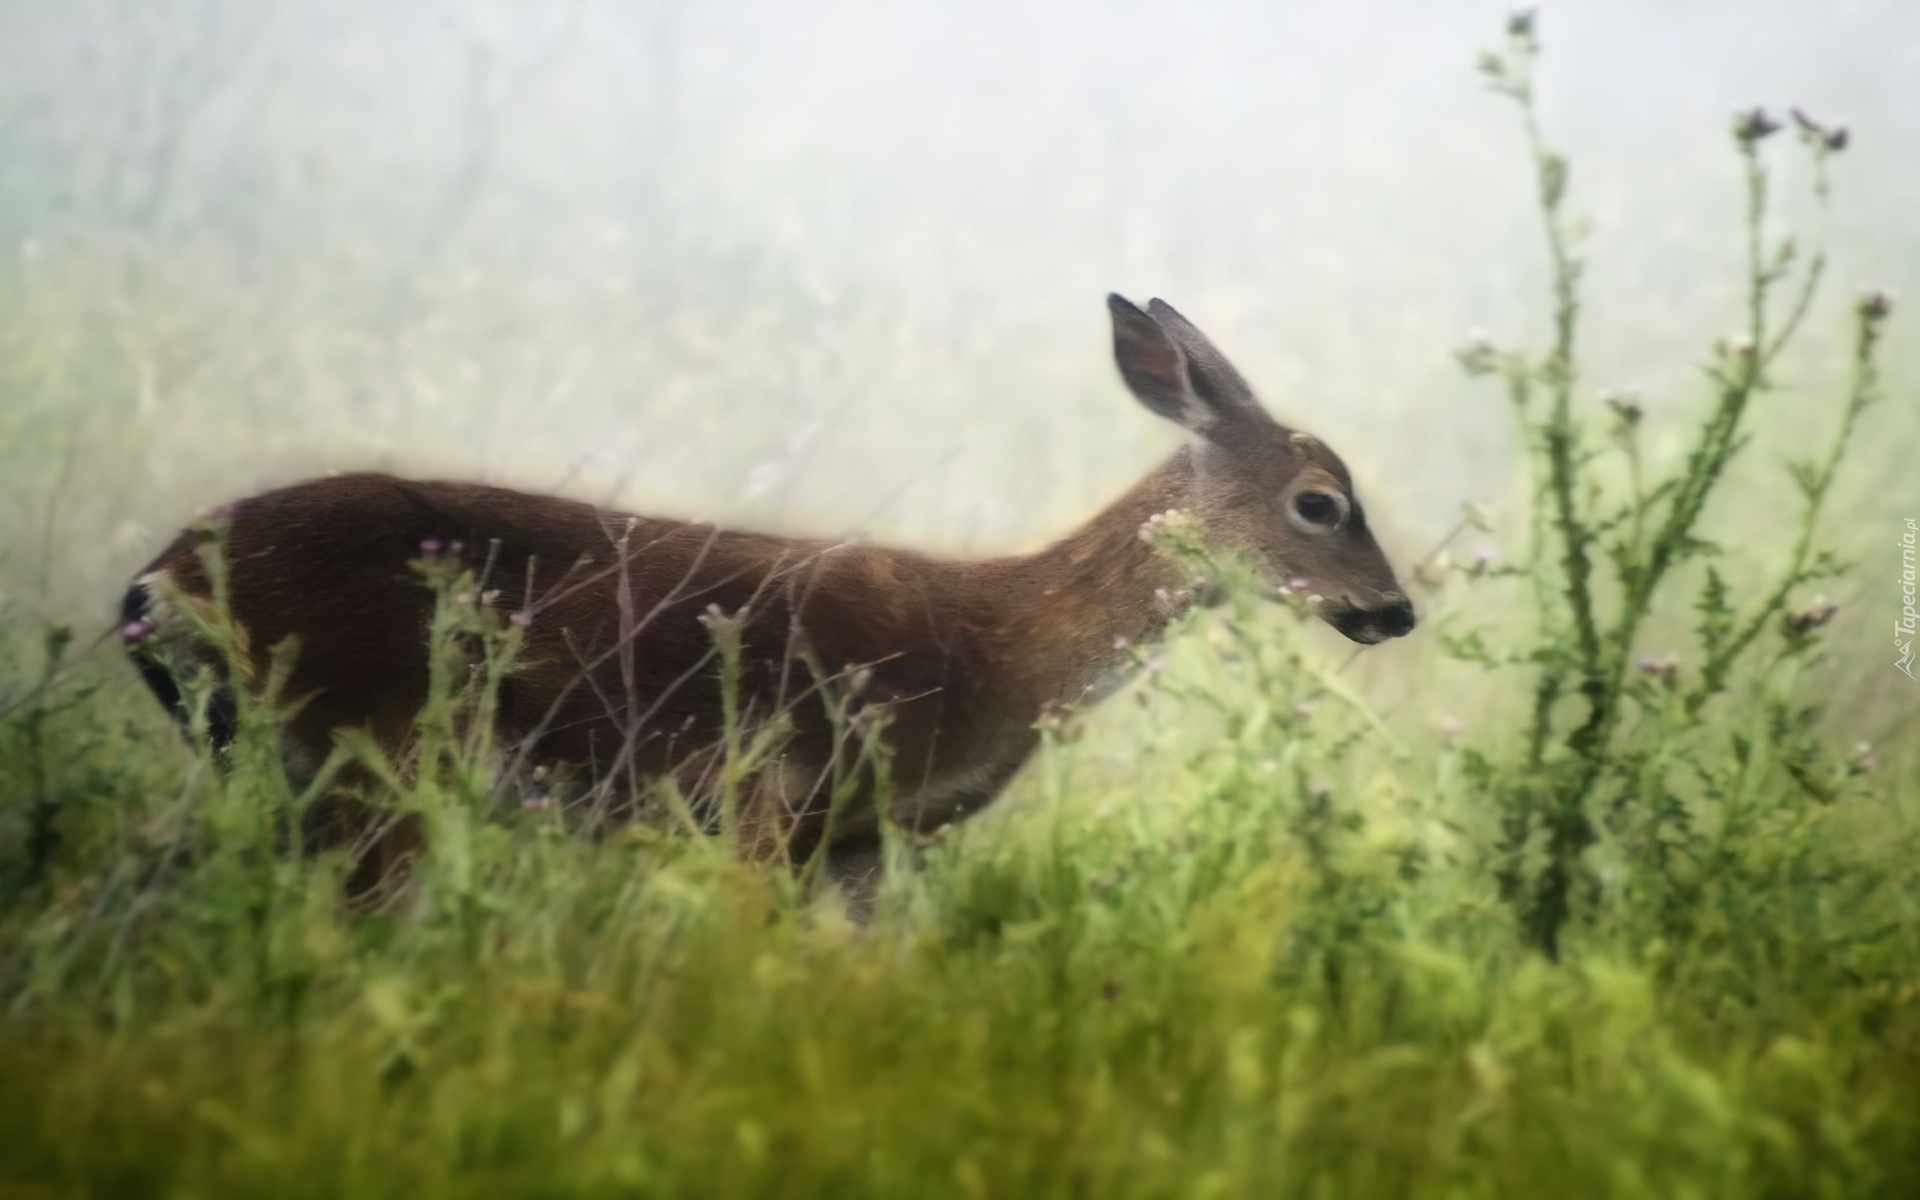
[2,0,1915,666]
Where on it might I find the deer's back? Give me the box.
[133,473,1024,832]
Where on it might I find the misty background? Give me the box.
[1,0,1915,730]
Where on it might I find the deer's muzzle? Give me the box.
[1329,593,1416,644]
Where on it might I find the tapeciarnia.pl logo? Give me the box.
[1899,517,1917,679]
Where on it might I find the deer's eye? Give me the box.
[1293,491,1341,526]
[1286,488,1350,533]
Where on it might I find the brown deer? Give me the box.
[120,296,1414,890]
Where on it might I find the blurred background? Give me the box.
[1,0,1914,736]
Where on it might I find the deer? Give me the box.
[119,295,1415,895]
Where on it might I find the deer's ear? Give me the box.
[1145,298,1256,414]
[1109,293,1212,433]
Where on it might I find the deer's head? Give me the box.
[1109,294,1415,645]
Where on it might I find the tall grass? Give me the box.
[2,14,1916,1197]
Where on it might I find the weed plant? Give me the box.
[1,15,1916,1198]
[1452,15,1893,961]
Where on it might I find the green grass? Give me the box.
[3,13,1919,1198]
[1,561,1917,1198]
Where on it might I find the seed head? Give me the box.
[1790,108,1848,152]
[1414,553,1452,590]
[1733,107,1781,146]
[1635,653,1680,688]
[1601,388,1644,425]
[1788,595,1838,633]
[1454,328,1502,377]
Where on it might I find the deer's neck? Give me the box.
[980,447,1197,707]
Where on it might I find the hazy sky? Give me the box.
[1,1,1914,599]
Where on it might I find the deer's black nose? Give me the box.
[1376,593,1416,638]
[1330,593,1416,644]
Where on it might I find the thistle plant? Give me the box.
[1456,11,1891,957]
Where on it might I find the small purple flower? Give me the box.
[1288,577,1311,593]
[419,538,444,555]
[521,792,550,811]
[120,617,155,643]
[1474,546,1497,568]
[1635,654,1680,688]
[1790,108,1849,152]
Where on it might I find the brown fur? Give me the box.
[122,297,1414,882]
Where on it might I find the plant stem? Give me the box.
[1576,139,1777,757]
[1687,299,1884,709]
[1514,50,1604,714]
